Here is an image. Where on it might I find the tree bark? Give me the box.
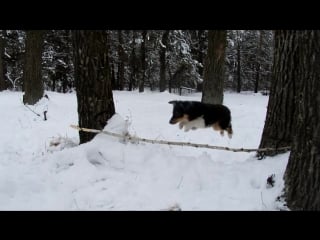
[0,31,5,91]
[284,30,320,210]
[72,30,115,144]
[254,64,260,94]
[111,63,116,90]
[201,30,227,104]
[159,30,169,92]
[258,31,300,158]
[23,30,44,105]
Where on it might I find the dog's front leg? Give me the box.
[183,122,192,132]
[179,122,185,129]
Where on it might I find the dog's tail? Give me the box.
[226,123,233,139]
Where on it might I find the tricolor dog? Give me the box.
[168,100,233,138]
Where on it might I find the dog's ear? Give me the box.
[169,100,177,105]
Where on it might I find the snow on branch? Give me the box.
[159,39,166,48]
[70,125,291,153]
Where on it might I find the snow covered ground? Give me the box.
[0,90,289,210]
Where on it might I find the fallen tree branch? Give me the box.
[24,104,41,117]
[70,125,291,153]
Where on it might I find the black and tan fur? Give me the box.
[169,100,233,138]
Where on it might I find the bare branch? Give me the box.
[70,125,291,153]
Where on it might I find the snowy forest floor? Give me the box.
[0,90,289,210]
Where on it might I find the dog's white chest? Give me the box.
[183,117,206,131]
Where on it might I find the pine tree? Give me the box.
[139,30,147,93]
[42,30,74,93]
[159,30,169,92]
[3,30,25,91]
[225,30,273,93]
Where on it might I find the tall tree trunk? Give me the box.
[258,31,300,158]
[72,30,115,144]
[52,78,56,92]
[62,79,68,93]
[0,31,5,91]
[23,31,44,105]
[236,41,241,93]
[284,30,320,210]
[117,30,125,91]
[201,30,227,105]
[254,64,260,93]
[159,30,169,92]
[254,31,263,93]
[168,64,172,93]
[111,63,116,90]
[139,30,147,93]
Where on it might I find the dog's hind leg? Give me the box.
[212,123,222,131]
[226,126,233,139]
[212,123,226,137]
